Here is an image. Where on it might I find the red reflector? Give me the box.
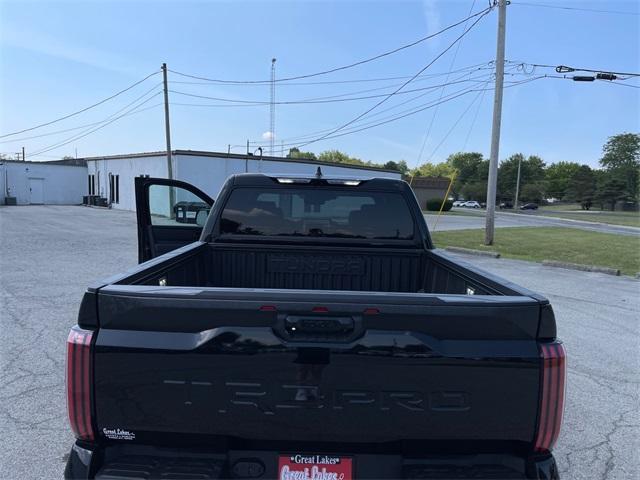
[66,326,94,441]
[259,305,277,312]
[363,308,380,315]
[312,306,329,313]
[534,342,566,452]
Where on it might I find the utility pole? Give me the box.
[514,155,521,210]
[22,147,25,161]
[270,58,276,156]
[484,0,507,245]
[161,63,173,180]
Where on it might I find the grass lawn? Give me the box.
[431,227,640,276]
[537,209,640,228]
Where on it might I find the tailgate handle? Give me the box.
[283,315,355,340]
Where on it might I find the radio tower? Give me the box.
[270,58,276,156]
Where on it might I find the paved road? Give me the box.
[425,208,640,236]
[1,205,638,479]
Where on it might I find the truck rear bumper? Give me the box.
[65,442,559,480]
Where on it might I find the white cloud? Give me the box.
[423,0,442,50]
[262,131,274,140]
[0,25,141,76]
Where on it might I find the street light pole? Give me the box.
[484,0,507,245]
[514,155,521,210]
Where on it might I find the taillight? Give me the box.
[534,342,567,452]
[66,326,94,441]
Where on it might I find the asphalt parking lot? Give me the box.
[1,205,638,479]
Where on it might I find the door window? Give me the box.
[149,184,211,227]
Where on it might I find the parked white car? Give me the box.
[452,200,465,207]
[462,201,481,208]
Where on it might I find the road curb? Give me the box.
[445,246,501,258]
[542,260,621,276]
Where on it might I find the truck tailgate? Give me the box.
[93,286,542,447]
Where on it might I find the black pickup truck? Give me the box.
[65,173,566,480]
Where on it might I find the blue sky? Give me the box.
[0,0,638,168]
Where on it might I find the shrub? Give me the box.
[426,198,453,212]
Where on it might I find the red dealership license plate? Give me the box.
[278,454,353,480]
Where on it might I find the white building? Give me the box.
[0,159,88,205]
[84,150,402,211]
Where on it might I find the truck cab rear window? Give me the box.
[220,187,414,240]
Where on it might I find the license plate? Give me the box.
[278,454,353,480]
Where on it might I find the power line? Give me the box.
[294,80,539,147]
[170,64,496,104]
[31,97,162,157]
[426,79,491,161]
[0,103,163,143]
[414,0,477,170]
[254,76,543,150]
[167,73,508,106]
[248,73,535,148]
[541,73,640,88]
[0,70,160,139]
[170,102,265,108]
[506,60,640,78]
[512,1,639,16]
[598,80,640,89]
[167,6,492,85]
[168,61,495,86]
[249,74,500,146]
[30,91,162,157]
[295,7,493,149]
[0,82,163,145]
[462,79,488,150]
[248,72,496,146]
[555,65,640,78]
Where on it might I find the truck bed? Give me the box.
[109,241,538,296]
[86,242,548,453]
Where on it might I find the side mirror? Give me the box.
[196,209,209,227]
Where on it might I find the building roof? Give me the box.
[44,158,88,167]
[80,149,401,174]
[0,158,87,167]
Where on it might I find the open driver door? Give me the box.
[134,176,214,263]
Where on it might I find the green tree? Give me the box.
[565,165,596,209]
[599,132,640,204]
[520,183,546,203]
[595,173,628,211]
[383,160,409,173]
[318,150,365,166]
[411,162,456,179]
[461,181,487,202]
[497,154,546,201]
[445,152,485,197]
[287,147,317,160]
[545,161,582,200]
